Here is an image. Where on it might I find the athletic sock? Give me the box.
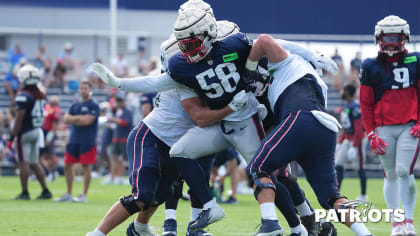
[191,207,202,222]
[335,165,344,190]
[296,201,313,217]
[203,198,217,210]
[260,202,277,221]
[350,222,371,236]
[173,157,212,204]
[399,175,417,220]
[93,229,106,236]
[359,169,367,195]
[383,177,400,222]
[274,180,301,227]
[134,220,149,232]
[165,209,177,220]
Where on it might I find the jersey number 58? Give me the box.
[195,63,240,98]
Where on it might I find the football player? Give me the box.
[244,34,372,235]
[359,15,418,236]
[91,7,338,235]
[10,64,52,200]
[335,84,368,201]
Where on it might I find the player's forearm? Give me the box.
[359,85,376,134]
[193,106,233,127]
[247,34,288,69]
[119,73,177,93]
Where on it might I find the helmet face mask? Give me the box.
[177,34,209,63]
[378,33,406,56]
[18,64,41,86]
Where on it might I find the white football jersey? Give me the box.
[267,53,328,111]
[143,89,195,147]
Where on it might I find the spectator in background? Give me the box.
[49,59,67,91]
[59,43,85,91]
[137,46,149,75]
[331,48,343,66]
[348,51,362,89]
[7,44,26,68]
[55,81,99,203]
[34,44,52,84]
[141,92,156,118]
[331,48,346,91]
[40,96,61,182]
[106,93,132,185]
[112,53,129,77]
[97,102,113,177]
[4,58,27,101]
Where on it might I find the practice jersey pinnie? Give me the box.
[15,91,46,135]
[340,100,361,134]
[168,33,258,121]
[68,99,99,146]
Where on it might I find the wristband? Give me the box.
[245,59,258,71]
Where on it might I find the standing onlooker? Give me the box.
[140,92,156,118]
[112,53,129,77]
[107,93,132,184]
[40,96,61,181]
[50,59,67,90]
[55,81,99,203]
[7,44,26,68]
[10,64,52,200]
[34,44,52,84]
[137,46,149,75]
[331,48,346,91]
[348,51,362,88]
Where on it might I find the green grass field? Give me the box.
[0,176,419,236]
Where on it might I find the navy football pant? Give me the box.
[248,110,340,209]
[127,122,179,206]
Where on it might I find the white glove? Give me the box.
[229,90,248,111]
[310,53,339,75]
[257,104,268,121]
[90,63,121,88]
[347,146,358,161]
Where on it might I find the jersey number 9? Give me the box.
[195,63,240,98]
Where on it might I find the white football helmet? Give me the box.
[160,35,179,71]
[374,15,410,56]
[17,64,40,86]
[216,20,240,40]
[173,8,217,63]
[179,0,213,16]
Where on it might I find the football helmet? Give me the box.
[17,64,41,86]
[374,15,410,56]
[216,20,240,40]
[179,0,213,16]
[173,8,217,63]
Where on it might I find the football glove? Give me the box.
[409,124,420,138]
[310,53,339,75]
[347,146,358,161]
[257,104,268,121]
[229,90,248,112]
[367,132,387,155]
[90,63,121,88]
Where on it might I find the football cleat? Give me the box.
[13,191,30,200]
[54,193,73,202]
[36,189,52,200]
[299,215,319,236]
[189,205,225,230]
[318,222,337,236]
[126,222,159,236]
[162,219,177,236]
[254,219,283,236]
[186,221,213,236]
[404,221,417,236]
[73,194,88,203]
[391,223,405,236]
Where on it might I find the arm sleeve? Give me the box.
[352,118,364,147]
[275,39,313,61]
[176,84,199,101]
[15,95,28,110]
[119,73,178,93]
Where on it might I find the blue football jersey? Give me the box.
[68,99,99,146]
[340,100,361,134]
[168,33,253,109]
[360,52,420,103]
[15,91,46,135]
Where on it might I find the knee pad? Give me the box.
[119,195,142,215]
[325,194,348,210]
[396,165,410,178]
[252,172,276,200]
